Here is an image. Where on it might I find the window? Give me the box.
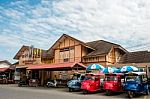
[96,57,98,61]
[59,47,75,62]
[125,76,140,82]
[105,76,118,81]
[139,68,145,72]
[81,76,85,80]
[69,46,74,50]
[64,58,69,62]
[60,48,69,52]
[22,55,25,58]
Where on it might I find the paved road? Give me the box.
[0,85,149,99]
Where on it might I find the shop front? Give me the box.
[14,66,28,82]
[0,68,14,84]
[27,62,86,86]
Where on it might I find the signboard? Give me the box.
[14,76,20,81]
[23,60,36,64]
[14,72,20,81]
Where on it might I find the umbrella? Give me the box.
[119,66,138,73]
[101,67,114,74]
[86,64,104,71]
[111,67,120,73]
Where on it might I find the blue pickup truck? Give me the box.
[67,73,85,92]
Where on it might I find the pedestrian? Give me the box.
[54,75,57,87]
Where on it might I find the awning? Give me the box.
[27,62,86,70]
[16,66,28,69]
[0,68,9,72]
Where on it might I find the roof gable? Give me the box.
[47,34,95,54]
[13,45,46,60]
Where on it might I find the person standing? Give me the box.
[54,75,57,87]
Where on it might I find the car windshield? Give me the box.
[105,76,118,81]
[84,77,94,80]
[72,74,81,80]
[125,76,140,82]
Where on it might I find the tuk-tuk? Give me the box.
[18,74,28,87]
[124,72,149,98]
[103,73,124,95]
[67,73,85,92]
[81,73,105,94]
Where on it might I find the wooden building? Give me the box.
[13,34,128,85]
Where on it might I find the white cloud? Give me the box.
[0,0,150,62]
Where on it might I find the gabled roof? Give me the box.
[119,51,150,63]
[0,60,11,65]
[47,34,127,57]
[84,40,127,57]
[13,45,47,60]
[0,60,15,70]
[47,34,95,55]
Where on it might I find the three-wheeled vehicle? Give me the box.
[18,75,28,87]
[29,79,39,87]
[103,73,124,95]
[124,72,149,98]
[81,73,105,94]
[67,73,85,92]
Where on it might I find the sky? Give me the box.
[0,0,150,63]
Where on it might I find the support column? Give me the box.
[41,70,44,86]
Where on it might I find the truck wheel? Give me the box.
[83,90,88,94]
[128,91,134,98]
[18,84,21,87]
[106,90,111,96]
[69,88,73,92]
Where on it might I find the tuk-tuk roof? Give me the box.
[85,73,105,76]
[125,72,146,75]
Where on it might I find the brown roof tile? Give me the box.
[84,40,126,57]
[119,51,150,63]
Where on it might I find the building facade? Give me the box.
[13,34,128,85]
